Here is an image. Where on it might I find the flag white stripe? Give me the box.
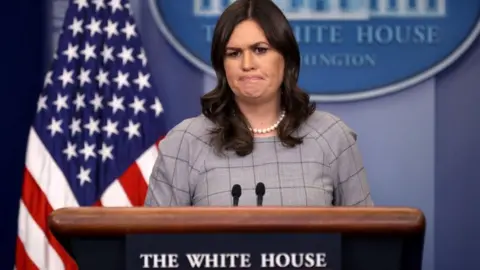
[136,145,158,185]
[17,200,64,270]
[25,128,79,209]
[100,180,132,206]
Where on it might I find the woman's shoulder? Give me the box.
[159,114,214,153]
[168,113,214,137]
[302,109,358,143]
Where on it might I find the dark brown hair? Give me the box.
[200,0,315,156]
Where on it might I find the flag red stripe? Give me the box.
[156,136,165,147]
[15,237,39,270]
[93,200,103,206]
[118,163,148,206]
[21,168,78,270]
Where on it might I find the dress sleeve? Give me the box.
[329,121,374,206]
[144,131,194,206]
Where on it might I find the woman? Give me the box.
[144,0,373,207]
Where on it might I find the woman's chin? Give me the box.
[238,88,264,99]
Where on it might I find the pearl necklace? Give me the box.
[249,110,286,134]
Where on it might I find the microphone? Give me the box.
[231,184,242,206]
[255,182,266,206]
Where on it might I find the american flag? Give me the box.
[15,0,167,269]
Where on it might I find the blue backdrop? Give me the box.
[0,1,479,269]
[0,0,48,269]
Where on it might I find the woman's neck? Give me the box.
[236,98,282,136]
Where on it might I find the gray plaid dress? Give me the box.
[144,110,373,207]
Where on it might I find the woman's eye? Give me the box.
[255,47,268,54]
[226,51,239,57]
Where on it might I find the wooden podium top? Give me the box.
[48,207,425,236]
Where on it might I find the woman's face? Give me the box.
[223,19,285,104]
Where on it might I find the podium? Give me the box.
[48,207,425,270]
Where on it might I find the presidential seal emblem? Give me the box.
[149,0,480,102]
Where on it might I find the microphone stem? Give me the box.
[257,196,263,207]
[233,197,239,206]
